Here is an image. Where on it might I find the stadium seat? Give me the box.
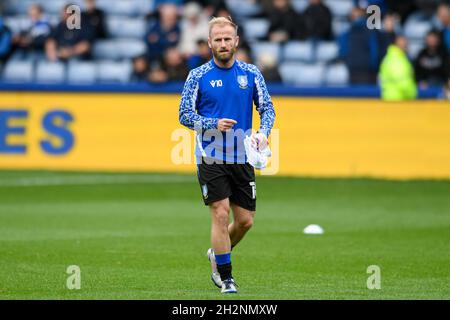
[316,41,339,62]
[324,63,349,86]
[243,19,270,41]
[2,60,34,82]
[250,42,281,64]
[225,0,263,17]
[67,61,97,83]
[96,0,139,16]
[35,61,66,83]
[107,16,147,39]
[279,62,325,86]
[324,0,353,18]
[408,40,425,60]
[404,21,432,40]
[332,18,351,37]
[39,0,68,15]
[93,39,146,60]
[291,0,308,13]
[283,41,314,63]
[97,60,132,83]
[4,15,29,35]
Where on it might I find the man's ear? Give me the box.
[235,36,240,48]
[208,37,212,49]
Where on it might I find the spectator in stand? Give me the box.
[148,47,189,83]
[257,52,282,82]
[414,30,449,87]
[0,16,12,66]
[187,39,211,69]
[379,12,400,58]
[178,2,209,57]
[131,55,150,82]
[385,0,416,25]
[145,3,181,61]
[415,0,441,19]
[354,0,387,14]
[13,4,51,59]
[303,0,333,41]
[379,35,417,101]
[267,0,305,43]
[436,3,450,53]
[45,4,93,61]
[236,47,252,64]
[81,0,107,40]
[163,47,189,81]
[338,7,382,84]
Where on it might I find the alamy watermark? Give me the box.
[171,128,280,175]
[366,265,381,289]
[66,265,81,290]
[366,5,382,30]
[66,5,81,30]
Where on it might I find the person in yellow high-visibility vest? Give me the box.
[379,35,418,101]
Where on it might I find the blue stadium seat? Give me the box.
[283,41,314,63]
[404,21,432,40]
[4,15,29,35]
[316,41,339,62]
[291,0,308,13]
[96,0,140,16]
[97,61,132,83]
[2,60,34,82]
[67,61,97,84]
[243,19,270,41]
[332,18,351,37]
[279,62,325,86]
[408,40,425,60]
[324,0,353,18]
[226,0,263,17]
[106,16,147,39]
[39,0,68,15]
[93,39,146,60]
[35,61,66,83]
[250,42,281,64]
[324,63,349,86]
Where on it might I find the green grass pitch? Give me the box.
[0,170,449,299]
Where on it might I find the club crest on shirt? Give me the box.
[237,75,248,89]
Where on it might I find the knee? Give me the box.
[238,215,254,231]
[210,201,230,226]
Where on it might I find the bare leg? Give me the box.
[210,198,231,255]
[228,203,255,248]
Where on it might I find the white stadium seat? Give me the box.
[35,62,66,83]
[2,60,34,82]
[67,61,97,84]
[324,63,349,86]
[279,62,325,86]
[316,41,339,62]
[243,19,270,41]
[97,60,132,83]
[283,41,314,62]
[250,42,281,64]
[107,16,147,39]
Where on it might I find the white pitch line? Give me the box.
[0,174,195,187]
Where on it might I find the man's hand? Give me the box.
[251,132,268,150]
[217,118,237,132]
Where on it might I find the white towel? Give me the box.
[244,135,272,169]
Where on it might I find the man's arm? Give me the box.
[252,67,276,138]
[179,71,219,131]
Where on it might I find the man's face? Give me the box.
[208,24,239,64]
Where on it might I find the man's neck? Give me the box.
[213,57,235,69]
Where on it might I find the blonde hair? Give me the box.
[208,16,238,36]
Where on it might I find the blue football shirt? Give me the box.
[179,59,275,163]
